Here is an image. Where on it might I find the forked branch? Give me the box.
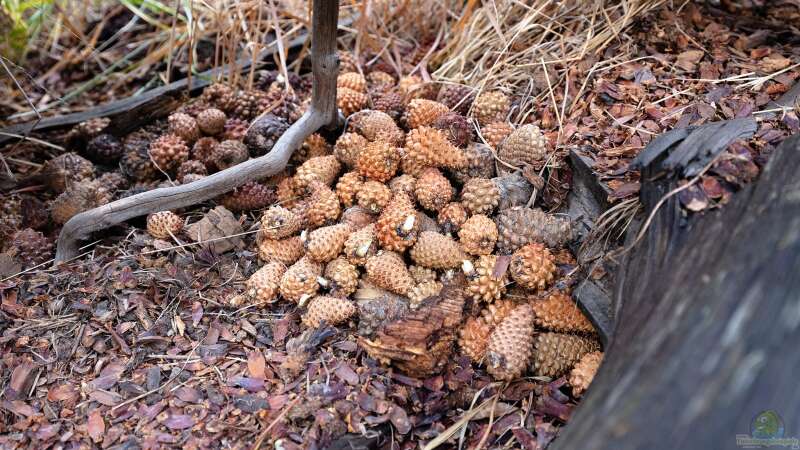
[55,0,340,262]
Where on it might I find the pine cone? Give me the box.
[176,160,208,183]
[366,71,395,92]
[280,256,323,303]
[480,121,514,149]
[294,155,341,190]
[357,180,392,213]
[247,262,286,303]
[200,83,234,109]
[149,134,189,172]
[415,168,453,212]
[84,134,124,164]
[227,89,267,120]
[219,181,274,211]
[463,255,507,303]
[461,178,500,215]
[335,171,364,207]
[306,180,341,228]
[398,75,438,101]
[356,141,400,182]
[531,291,595,334]
[373,90,405,121]
[437,84,474,115]
[212,140,249,170]
[569,351,603,397]
[260,205,302,239]
[437,202,468,234]
[168,113,201,145]
[146,211,183,239]
[495,207,573,254]
[303,223,353,263]
[68,117,110,148]
[531,333,601,378]
[388,174,416,197]
[338,87,368,116]
[410,231,466,269]
[365,251,414,296]
[341,205,375,230]
[458,214,498,256]
[344,223,378,266]
[431,111,472,148]
[338,51,359,73]
[7,228,53,268]
[96,171,130,193]
[473,91,510,125]
[191,137,219,171]
[334,132,368,167]
[452,143,496,183]
[303,296,357,328]
[486,304,535,380]
[223,118,249,141]
[405,99,449,129]
[404,126,467,171]
[257,235,304,266]
[375,193,419,252]
[498,124,548,174]
[43,152,94,193]
[50,183,107,224]
[244,114,290,157]
[509,243,556,291]
[351,110,404,146]
[459,316,493,364]
[337,72,367,92]
[294,133,332,164]
[196,108,227,136]
[0,196,22,244]
[408,280,443,308]
[409,265,438,284]
[322,257,359,297]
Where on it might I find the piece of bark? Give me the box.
[184,206,244,254]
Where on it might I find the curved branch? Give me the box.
[55,0,340,262]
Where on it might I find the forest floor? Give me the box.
[1,1,800,449]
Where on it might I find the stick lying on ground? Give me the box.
[55,0,341,262]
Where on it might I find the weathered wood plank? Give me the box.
[553,134,800,449]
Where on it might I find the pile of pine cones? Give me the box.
[148,60,602,392]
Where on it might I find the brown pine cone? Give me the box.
[257,235,304,266]
[495,207,573,254]
[306,180,341,228]
[388,174,416,197]
[294,133,332,164]
[414,168,453,212]
[212,140,249,170]
[375,193,419,252]
[6,228,53,268]
[356,141,400,182]
[410,231,466,269]
[244,114,290,157]
[373,90,405,121]
[458,214,498,256]
[68,117,110,148]
[437,84,474,115]
[486,304,535,380]
[146,211,183,239]
[303,296,357,328]
[437,202,468,234]
[365,251,414,296]
[463,255,507,303]
[191,137,219,171]
[408,280,443,308]
[461,178,500,215]
[246,262,286,304]
[357,180,392,214]
[531,291,595,334]
[343,223,378,266]
[260,205,302,239]
[350,110,404,146]
[480,121,514,149]
[472,91,510,125]
[176,160,208,183]
[280,256,323,304]
[452,143,496,183]
[196,108,227,136]
[366,71,395,93]
[294,155,341,190]
[84,134,124,164]
[404,126,467,171]
[569,351,603,397]
[51,183,107,224]
[338,87,368,117]
[531,332,601,378]
[405,99,449,129]
[223,117,249,141]
[341,205,375,230]
[335,171,364,208]
[219,181,275,211]
[334,132,368,167]
[459,316,493,364]
[498,124,548,174]
[168,113,201,145]
[337,72,367,92]
[509,242,556,291]
[322,257,359,297]
[149,134,189,172]
[303,223,353,263]
[43,152,94,193]
[431,111,472,148]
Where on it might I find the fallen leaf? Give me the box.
[87,410,105,442]
[248,351,267,380]
[9,360,35,395]
[676,50,704,71]
[162,414,195,430]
